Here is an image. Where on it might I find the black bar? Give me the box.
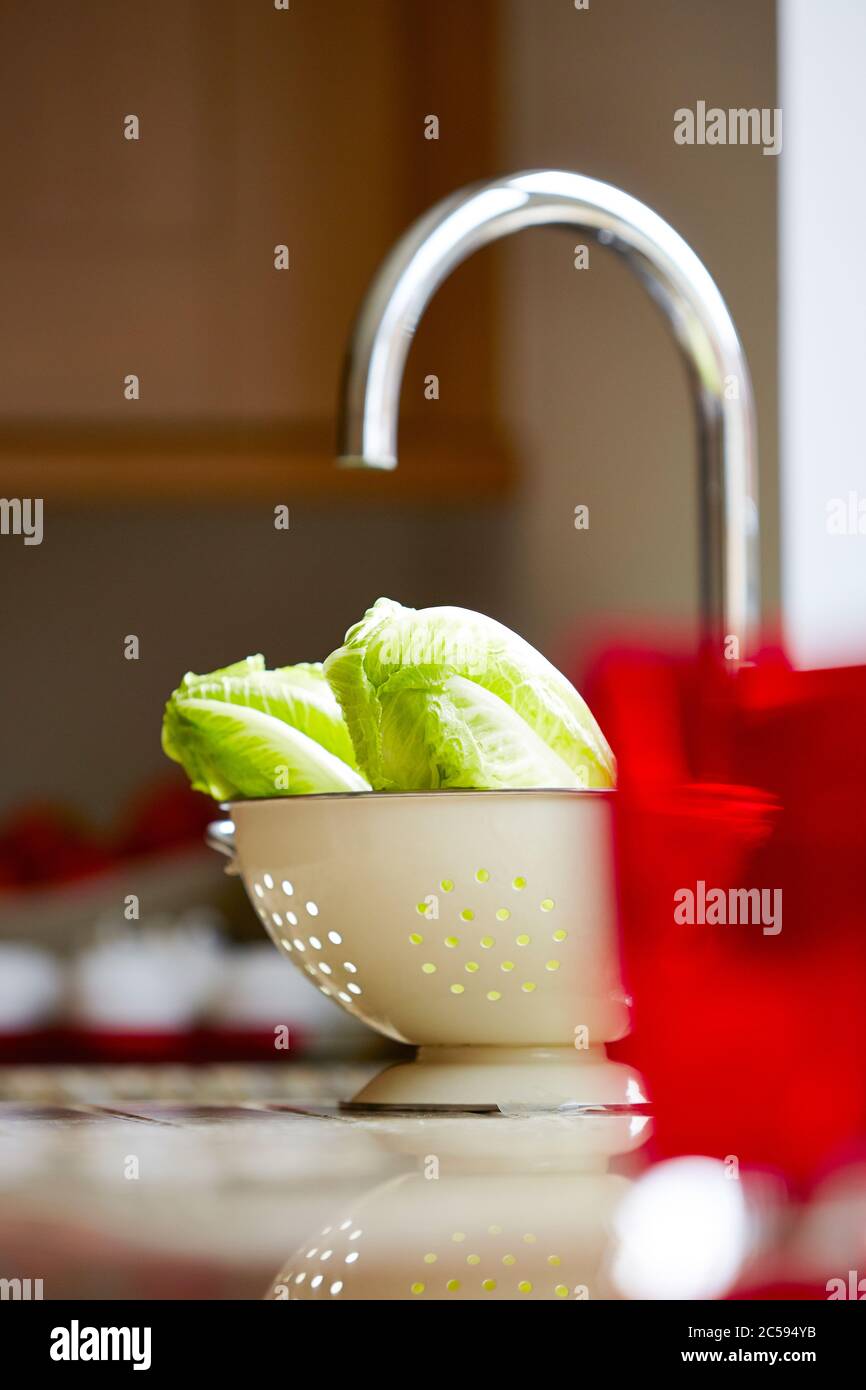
[2,1296,860,1374]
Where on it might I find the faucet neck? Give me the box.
[337,170,759,657]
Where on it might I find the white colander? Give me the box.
[207,789,640,1109]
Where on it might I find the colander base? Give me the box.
[344,1044,645,1112]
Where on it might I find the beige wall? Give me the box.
[496,0,778,656]
[0,0,777,820]
[0,504,512,820]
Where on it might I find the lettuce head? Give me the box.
[323,598,615,791]
[162,656,370,800]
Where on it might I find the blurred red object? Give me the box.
[585,646,866,1189]
[0,777,214,891]
[0,805,113,888]
[115,779,215,859]
[728,1282,830,1300]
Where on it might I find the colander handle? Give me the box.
[205,818,239,875]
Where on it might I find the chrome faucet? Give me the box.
[337,170,759,655]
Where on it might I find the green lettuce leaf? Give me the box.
[167,657,359,770]
[324,598,615,791]
[377,668,585,790]
[162,657,369,799]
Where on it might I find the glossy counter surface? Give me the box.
[0,1065,857,1301]
[0,1063,653,1300]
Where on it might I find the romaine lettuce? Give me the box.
[162,657,369,799]
[324,598,615,791]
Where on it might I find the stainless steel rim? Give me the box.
[223,786,617,808]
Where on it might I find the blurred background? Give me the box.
[0,0,861,1060]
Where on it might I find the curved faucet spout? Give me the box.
[337,169,759,655]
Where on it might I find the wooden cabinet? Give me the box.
[0,0,513,500]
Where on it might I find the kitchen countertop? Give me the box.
[0,1064,655,1300]
[3,1063,856,1301]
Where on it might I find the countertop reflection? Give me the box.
[0,1064,652,1300]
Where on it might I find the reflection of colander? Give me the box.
[266,1112,652,1301]
[269,1171,628,1301]
[208,789,642,1109]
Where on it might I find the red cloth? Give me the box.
[584,646,866,1189]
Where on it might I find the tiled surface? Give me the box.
[0,1065,650,1300]
[2,1067,860,1300]
[0,1065,382,1298]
